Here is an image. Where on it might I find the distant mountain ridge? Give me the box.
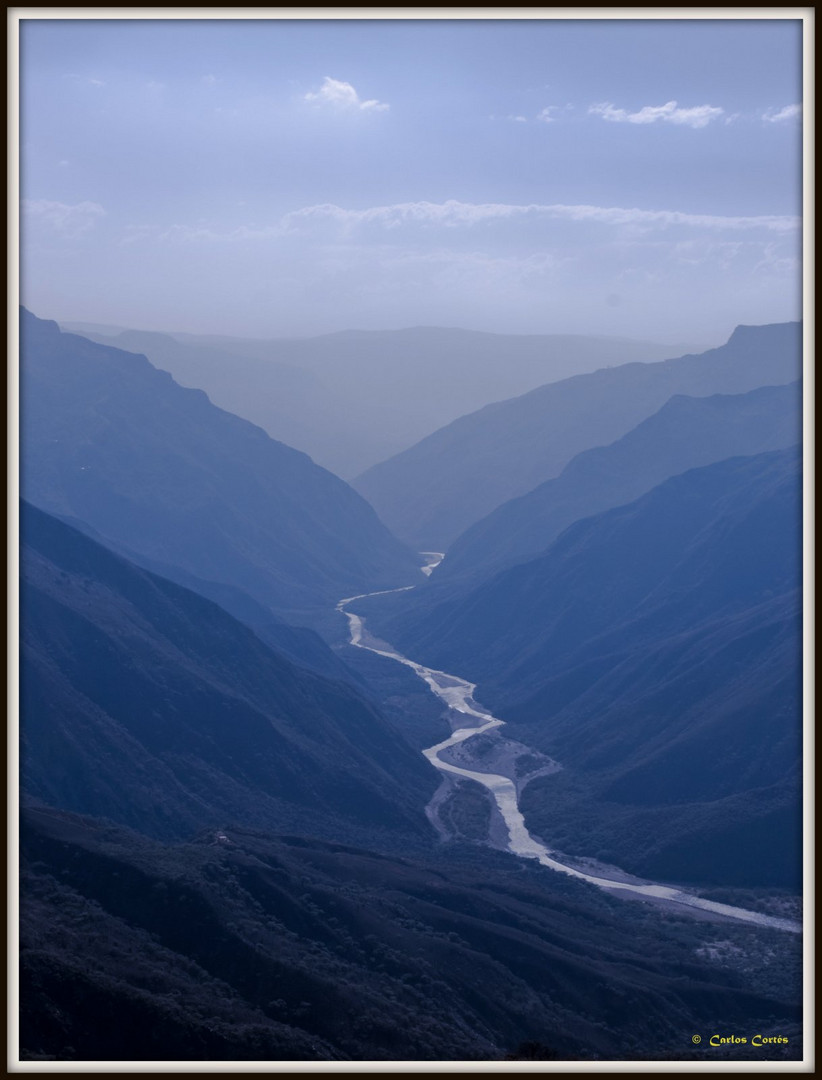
[20,308,419,626]
[67,322,691,478]
[353,322,802,548]
[435,381,802,588]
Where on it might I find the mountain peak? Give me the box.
[20,306,60,336]
[727,321,801,347]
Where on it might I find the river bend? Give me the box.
[337,575,800,935]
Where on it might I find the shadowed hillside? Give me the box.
[21,309,420,626]
[436,382,801,588]
[354,323,801,548]
[390,449,802,888]
[20,806,802,1062]
[21,502,436,844]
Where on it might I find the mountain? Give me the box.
[20,309,420,625]
[20,501,436,843]
[436,382,802,588]
[391,449,802,887]
[353,322,802,549]
[38,508,359,685]
[62,326,350,471]
[67,324,690,478]
[20,806,802,1062]
[61,512,365,684]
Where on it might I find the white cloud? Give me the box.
[508,115,528,123]
[281,199,799,235]
[763,104,802,123]
[304,76,389,112]
[117,199,799,254]
[537,106,559,123]
[22,199,106,237]
[589,100,724,129]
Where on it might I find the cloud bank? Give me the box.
[589,100,724,128]
[281,199,799,235]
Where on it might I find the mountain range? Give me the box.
[354,322,802,548]
[17,307,805,1062]
[435,381,801,589]
[21,308,419,626]
[65,323,689,478]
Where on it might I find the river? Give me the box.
[337,567,801,935]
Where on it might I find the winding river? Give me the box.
[337,566,801,935]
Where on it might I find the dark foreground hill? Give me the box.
[20,806,802,1062]
[20,502,436,844]
[354,322,802,548]
[391,449,802,888]
[437,382,801,588]
[20,309,420,625]
[69,324,688,478]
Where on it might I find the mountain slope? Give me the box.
[20,806,802,1062]
[437,382,801,587]
[66,326,353,473]
[69,325,691,478]
[353,322,802,548]
[392,449,802,887]
[20,309,420,624]
[40,509,359,685]
[20,502,436,843]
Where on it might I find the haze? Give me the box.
[20,16,802,344]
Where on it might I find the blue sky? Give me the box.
[19,16,804,344]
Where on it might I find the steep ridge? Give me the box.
[437,382,801,588]
[391,449,801,887]
[68,325,693,478]
[66,327,353,474]
[20,502,436,843]
[20,309,420,625]
[353,322,801,548]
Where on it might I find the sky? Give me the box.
[17,14,805,345]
